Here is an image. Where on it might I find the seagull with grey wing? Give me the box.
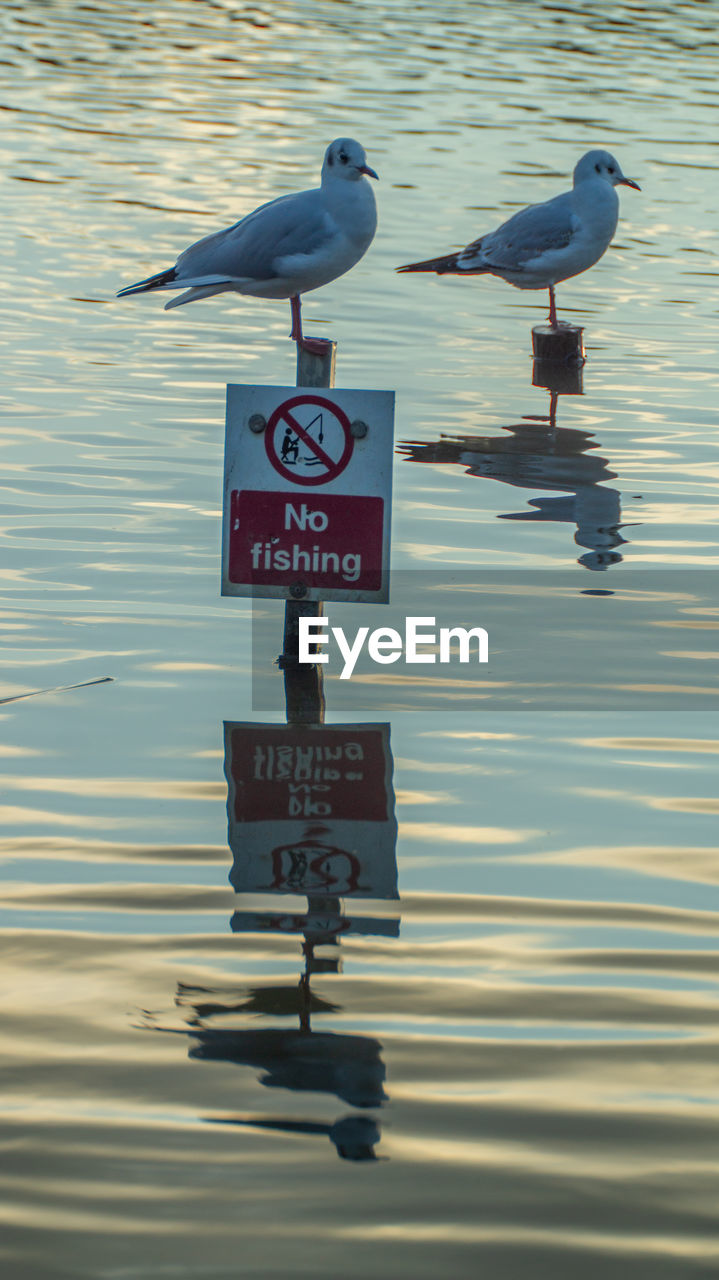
[398,150,640,327]
[118,138,378,354]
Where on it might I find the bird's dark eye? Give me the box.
[339,151,348,164]
[608,165,615,174]
[595,163,601,173]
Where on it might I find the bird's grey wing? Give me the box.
[175,188,333,283]
[459,191,577,271]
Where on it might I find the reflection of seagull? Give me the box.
[400,417,629,571]
[502,485,626,572]
[398,150,639,327]
[188,1028,387,1109]
[207,1112,382,1162]
[118,138,378,355]
[175,981,339,1021]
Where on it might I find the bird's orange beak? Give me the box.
[619,176,641,191]
[358,164,379,180]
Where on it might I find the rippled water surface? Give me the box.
[2,2,719,1277]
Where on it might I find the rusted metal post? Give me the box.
[280,339,336,724]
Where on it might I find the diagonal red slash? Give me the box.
[265,393,354,486]
[280,407,336,472]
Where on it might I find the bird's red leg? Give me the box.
[289,294,301,341]
[289,295,330,356]
[548,285,558,328]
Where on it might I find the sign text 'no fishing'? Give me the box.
[222,385,394,603]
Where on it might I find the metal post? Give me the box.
[281,339,336,724]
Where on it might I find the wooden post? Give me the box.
[280,598,327,724]
[280,338,336,725]
[296,339,336,389]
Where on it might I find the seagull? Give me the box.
[117,138,378,355]
[398,150,640,327]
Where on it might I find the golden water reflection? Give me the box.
[3,0,719,1274]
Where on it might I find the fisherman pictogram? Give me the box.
[280,426,299,465]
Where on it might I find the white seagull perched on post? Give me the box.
[117,138,378,354]
[398,150,640,327]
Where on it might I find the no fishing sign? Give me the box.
[222,384,394,603]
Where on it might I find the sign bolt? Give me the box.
[248,413,267,433]
[350,419,368,439]
[290,582,308,599]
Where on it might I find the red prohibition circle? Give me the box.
[264,394,354,486]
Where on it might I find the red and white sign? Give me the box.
[222,384,393,603]
[228,490,384,593]
[224,721,398,903]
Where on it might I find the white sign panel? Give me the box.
[222,384,394,603]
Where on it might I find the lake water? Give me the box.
[2,2,719,1277]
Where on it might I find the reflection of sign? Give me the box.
[231,911,400,940]
[228,490,384,593]
[265,395,353,486]
[269,843,361,894]
[225,722,398,902]
[228,723,390,823]
[222,383,393,603]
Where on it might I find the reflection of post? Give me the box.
[281,341,336,725]
[299,939,314,1033]
[533,356,584,398]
